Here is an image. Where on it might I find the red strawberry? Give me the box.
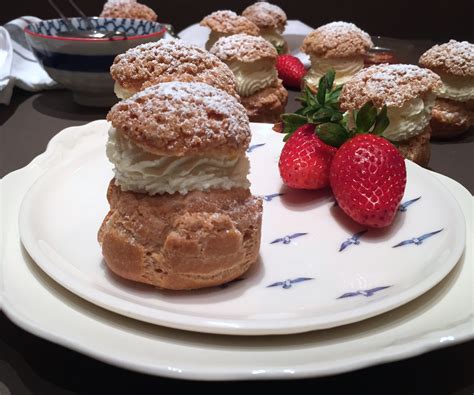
[279,124,337,190]
[276,55,306,89]
[330,134,406,228]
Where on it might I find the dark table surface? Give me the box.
[1,25,474,395]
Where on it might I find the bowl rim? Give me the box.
[24,17,167,42]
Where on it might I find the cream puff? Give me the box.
[210,33,288,122]
[419,40,474,139]
[100,0,157,21]
[242,2,288,54]
[99,82,263,290]
[110,39,238,100]
[302,21,373,90]
[200,10,260,51]
[339,64,442,167]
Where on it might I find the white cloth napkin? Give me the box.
[0,17,57,105]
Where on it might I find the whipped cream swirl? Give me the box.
[229,59,277,97]
[106,128,250,195]
[305,56,364,87]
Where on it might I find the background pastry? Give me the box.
[100,0,157,21]
[99,82,263,290]
[242,2,288,54]
[339,64,442,167]
[200,10,260,50]
[110,39,238,100]
[210,33,287,122]
[419,40,474,139]
[301,21,373,90]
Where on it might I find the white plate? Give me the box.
[18,121,465,335]
[1,121,472,380]
[178,20,312,67]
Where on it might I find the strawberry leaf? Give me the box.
[316,123,350,147]
[355,102,377,132]
[317,76,327,105]
[281,113,308,141]
[373,105,390,135]
[324,69,335,91]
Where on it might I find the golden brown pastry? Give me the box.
[242,2,288,53]
[210,33,288,122]
[339,64,442,167]
[301,22,373,90]
[99,82,263,290]
[419,40,474,139]
[200,10,260,50]
[110,39,238,99]
[100,0,157,21]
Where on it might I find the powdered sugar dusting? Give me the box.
[110,39,238,97]
[302,21,373,58]
[419,40,474,78]
[107,82,251,156]
[200,10,260,35]
[242,2,287,30]
[340,64,442,109]
[210,33,277,62]
[100,0,157,20]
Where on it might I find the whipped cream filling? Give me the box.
[106,128,250,195]
[206,31,228,51]
[437,72,474,102]
[305,56,364,87]
[260,27,286,51]
[228,59,277,97]
[114,82,135,100]
[347,94,435,142]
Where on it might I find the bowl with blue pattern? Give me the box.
[25,17,167,107]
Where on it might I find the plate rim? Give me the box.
[17,123,467,335]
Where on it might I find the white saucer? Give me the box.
[1,120,472,379]
[18,121,466,335]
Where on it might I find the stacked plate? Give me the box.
[1,119,472,380]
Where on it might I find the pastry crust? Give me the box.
[110,40,238,98]
[419,40,474,78]
[100,0,157,21]
[340,64,442,109]
[301,22,373,58]
[242,2,287,32]
[200,10,259,35]
[107,82,251,157]
[210,34,277,63]
[98,182,263,290]
[240,80,288,123]
[397,126,432,167]
[430,98,474,139]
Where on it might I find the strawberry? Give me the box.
[330,134,406,228]
[279,124,337,190]
[276,55,306,89]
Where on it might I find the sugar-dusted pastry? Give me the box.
[110,39,238,100]
[100,0,157,21]
[210,33,287,122]
[419,40,474,139]
[200,10,260,51]
[242,2,288,54]
[339,64,442,167]
[99,82,263,290]
[302,21,373,90]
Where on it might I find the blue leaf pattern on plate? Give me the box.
[392,229,443,248]
[339,230,368,252]
[337,286,391,299]
[270,233,308,245]
[267,277,314,289]
[398,196,421,212]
